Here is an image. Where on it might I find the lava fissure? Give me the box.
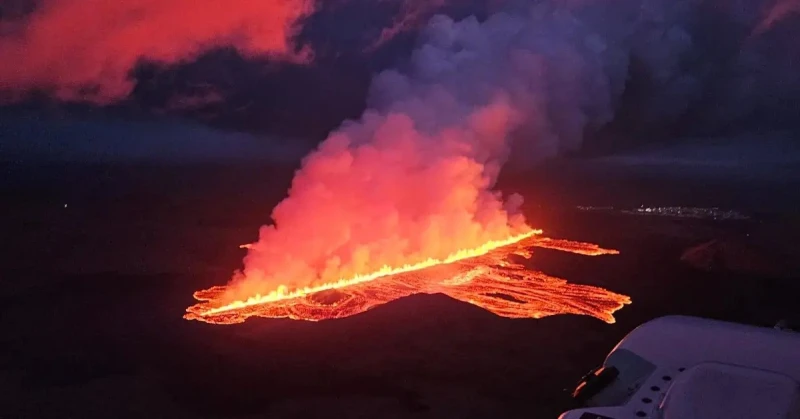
[185,232,631,324]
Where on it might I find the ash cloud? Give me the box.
[224,0,800,299]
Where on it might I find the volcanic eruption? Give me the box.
[186,231,630,324]
[185,2,642,325]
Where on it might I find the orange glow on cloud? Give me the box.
[754,0,800,34]
[0,0,314,102]
[367,0,447,51]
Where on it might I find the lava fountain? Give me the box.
[185,231,630,325]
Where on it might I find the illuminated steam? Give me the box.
[223,2,636,301]
[4,0,795,302]
[154,0,795,302]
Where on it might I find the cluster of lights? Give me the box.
[576,206,749,220]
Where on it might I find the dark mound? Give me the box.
[309,289,350,305]
[681,222,800,279]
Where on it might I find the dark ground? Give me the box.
[1,161,799,418]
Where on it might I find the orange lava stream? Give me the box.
[530,237,620,256]
[198,230,542,316]
[185,233,631,325]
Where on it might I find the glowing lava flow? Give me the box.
[185,231,631,325]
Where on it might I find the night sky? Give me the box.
[0,0,493,149]
[1,0,799,163]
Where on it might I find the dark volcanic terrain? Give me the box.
[1,162,799,418]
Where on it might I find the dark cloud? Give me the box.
[0,113,311,163]
[1,0,799,153]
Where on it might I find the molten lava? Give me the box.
[185,231,630,325]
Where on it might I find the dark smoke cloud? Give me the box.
[707,1,800,127]
[365,0,449,51]
[754,0,800,32]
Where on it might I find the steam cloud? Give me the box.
[225,0,800,300]
[0,0,313,102]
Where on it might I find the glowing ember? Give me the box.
[185,231,630,325]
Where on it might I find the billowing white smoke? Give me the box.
[370,7,626,160]
[224,0,798,299]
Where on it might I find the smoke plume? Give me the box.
[225,2,625,300]
[0,0,313,102]
[224,0,800,300]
